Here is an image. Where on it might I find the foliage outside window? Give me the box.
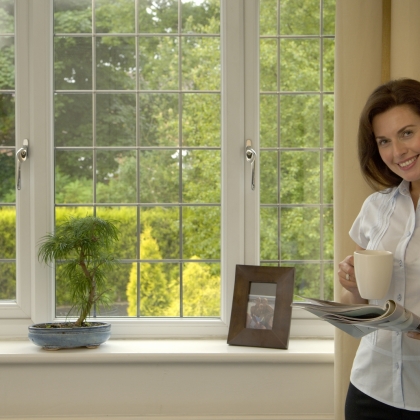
[259,0,335,300]
[0,0,335,318]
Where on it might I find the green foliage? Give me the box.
[38,216,120,325]
[127,226,177,316]
[182,257,220,316]
[0,207,16,299]
[1,0,335,307]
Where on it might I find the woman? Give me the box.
[338,78,420,419]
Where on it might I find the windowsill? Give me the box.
[0,337,334,365]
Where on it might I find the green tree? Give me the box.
[182,257,220,316]
[126,226,177,316]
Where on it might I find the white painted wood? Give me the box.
[0,339,334,419]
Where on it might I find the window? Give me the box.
[0,0,16,302]
[259,0,335,300]
[0,0,335,338]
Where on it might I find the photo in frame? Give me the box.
[227,265,295,349]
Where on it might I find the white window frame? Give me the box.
[0,0,333,339]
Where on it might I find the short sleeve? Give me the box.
[349,195,374,249]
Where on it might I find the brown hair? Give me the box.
[358,78,420,190]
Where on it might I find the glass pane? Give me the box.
[323,150,333,204]
[260,38,277,91]
[260,0,277,36]
[54,94,92,147]
[0,262,16,300]
[183,261,220,316]
[183,206,220,259]
[96,93,136,146]
[280,94,320,147]
[280,39,319,91]
[139,149,179,203]
[0,149,14,202]
[96,150,137,203]
[139,37,179,90]
[182,0,220,34]
[182,93,221,146]
[0,0,14,33]
[260,94,278,148]
[280,0,319,35]
[96,36,136,90]
[290,263,321,297]
[139,93,179,146]
[280,151,320,204]
[280,207,321,260]
[323,94,334,147]
[323,262,334,300]
[133,262,180,316]
[140,206,180,259]
[96,0,135,34]
[260,206,278,261]
[182,150,220,203]
[323,0,336,35]
[97,206,138,259]
[182,37,220,91]
[0,36,14,89]
[54,0,92,33]
[55,150,93,204]
[0,94,15,147]
[138,0,178,33]
[0,207,15,258]
[260,150,278,204]
[54,36,92,90]
[323,38,334,92]
[323,207,333,260]
[52,0,222,319]
[97,262,132,316]
[55,206,94,222]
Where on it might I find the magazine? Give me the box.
[292,297,420,338]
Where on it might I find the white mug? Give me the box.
[353,250,394,300]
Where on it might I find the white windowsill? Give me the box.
[0,338,334,365]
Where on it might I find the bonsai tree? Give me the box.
[38,216,120,327]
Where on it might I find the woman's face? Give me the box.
[373,105,420,185]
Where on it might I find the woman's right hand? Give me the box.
[338,255,366,303]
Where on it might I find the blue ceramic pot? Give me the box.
[28,322,111,350]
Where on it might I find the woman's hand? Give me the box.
[338,255,358,293]
[338,254,367,304]
[407,331,420,340]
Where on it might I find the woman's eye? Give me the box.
[378,139,388,146]
[403,130,413,137]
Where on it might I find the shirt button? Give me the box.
[397,294,402,301]
[395,363,399,369]
[399,260,403,267]
[407,232,411,237]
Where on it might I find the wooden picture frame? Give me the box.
[227,265,295,349]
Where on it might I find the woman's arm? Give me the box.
[338,244,368,305]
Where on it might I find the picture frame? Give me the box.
[227,265,295,349]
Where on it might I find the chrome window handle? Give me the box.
[16,139,29,190]
[245,139,257,190]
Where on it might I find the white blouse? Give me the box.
[349,180,420,411]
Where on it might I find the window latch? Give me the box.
[16,139,29,191]
[245,139,257,190]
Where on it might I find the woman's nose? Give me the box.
[393,140,408,156]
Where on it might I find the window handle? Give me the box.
[245,139,257,190]
[16,139,29,190]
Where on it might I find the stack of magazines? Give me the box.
[292,297,420,338]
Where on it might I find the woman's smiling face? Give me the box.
[373,105,420,186]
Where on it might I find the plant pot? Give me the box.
[28,322,111,350]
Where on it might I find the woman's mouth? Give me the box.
[398,156,418,169]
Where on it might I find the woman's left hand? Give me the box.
[407,331,420,340]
